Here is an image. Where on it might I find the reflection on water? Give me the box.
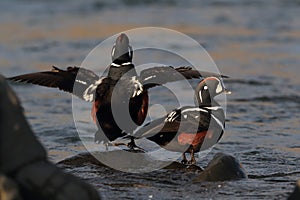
[2,0,300,199]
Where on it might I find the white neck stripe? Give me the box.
[111,63,120,67]
[122,62,132,65]
[180,107,224,129]
[204,106,223,110]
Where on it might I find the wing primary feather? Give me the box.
[8,66,101,101]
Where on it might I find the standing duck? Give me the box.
[132,77,230,164]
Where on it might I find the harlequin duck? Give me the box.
[132,77,230,164]
[9,33,226,148]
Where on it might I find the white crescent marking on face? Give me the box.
[199,90,203,103]
[216,80,223,94]
[111,46,115,57]
[128,47,132,58]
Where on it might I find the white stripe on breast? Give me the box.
[181,107,209,114]
[111,62,132,67]
[83,78,104,102]
[210,114,224,130]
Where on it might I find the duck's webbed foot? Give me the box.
[181,151,197,165]
[181,153,188,165]
[187,150,196,165]
[111,137,145,152]
[127,137,145,152]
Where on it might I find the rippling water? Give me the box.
[1,0,300,199]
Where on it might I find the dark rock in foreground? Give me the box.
[0,175,22,200]
[0,75,100,200]
[288,180,300,200]
[194,153,248,182]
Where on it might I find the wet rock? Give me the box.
[59,151,204,173]
[0,75,101,200]
[0,175,22,200]
[164,162,204,172]
[194,153,247,182]
[288,180,300,200]
[0,76,46,174]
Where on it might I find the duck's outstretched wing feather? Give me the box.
[139,66,228,89]
[8,66,101,102]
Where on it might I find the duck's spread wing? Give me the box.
[139,66,228,89]
[9,66,101,102]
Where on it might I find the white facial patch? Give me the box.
[128,47,132,58]
[204,85,208,90]
[111,46,116,57]
[216,80,223,94]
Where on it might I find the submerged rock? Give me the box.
[194,153,247,182]
[0,75,100,200]
[288,180,300,200]
[58,150,204,173]
[58,151,247,182]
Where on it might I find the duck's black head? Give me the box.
[195,77,230,106]
[108,33,135,80]
[111,33,133,65]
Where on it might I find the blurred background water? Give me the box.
[1,0,300,199]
